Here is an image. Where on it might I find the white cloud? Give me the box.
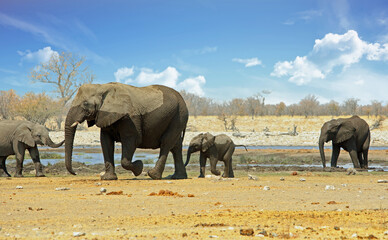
[233,57,262,67]
[271,56,324,85]
[114,67,134,83]
[18,46,58,64]
[136,66,180,88]
[115,66,206,96]
[177,75,206,96]
[272,30,388,85]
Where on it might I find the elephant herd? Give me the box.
[0,83,371,179]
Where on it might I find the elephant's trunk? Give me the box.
[184,147,193,167]
[65,108,78,175]
[46,137,64,148]
[319,136,326,168]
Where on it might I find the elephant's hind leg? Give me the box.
[0,156,11,177]
[148,128,187,180]
[148,148,169,180]
[169,140,187,179]
[222,146,235,178]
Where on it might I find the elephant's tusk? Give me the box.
[71,122,80,128]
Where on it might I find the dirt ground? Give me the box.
[1,115,387,239]
[1,169,387,239]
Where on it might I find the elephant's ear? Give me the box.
[95,88,132,128]
[202,133,215,152]
[335,121,356,143]
[15,124,35,147]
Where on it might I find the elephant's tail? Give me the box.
[236,145,248,151]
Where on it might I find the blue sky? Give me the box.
[0,0,387,105]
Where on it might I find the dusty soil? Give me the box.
[1,116,387,239]
[1,170,388,239]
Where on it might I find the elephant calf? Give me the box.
[185,132,247,178]
[319,115,370,169]
[0,120,64,177]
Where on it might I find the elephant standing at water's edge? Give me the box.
[0,120,64,177]
[185,133,246,178]
[64,82,188,180]
[319,115,370,169]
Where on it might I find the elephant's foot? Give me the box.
[122,160,143,176]
[100,172,118,180]
[222,173,234,178]
[198,174,205,178]
[14,173,24,178]
[170,171,188,179]
[211,169,221,176]
[147,168,162,180]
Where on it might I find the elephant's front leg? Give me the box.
[330,144,340,168]
[121,136,143,176]
[198,153,207,178]
[100,129,117,180]
[13,141,26,177]
[28,147,45,177]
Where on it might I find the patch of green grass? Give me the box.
[40,153,63,159]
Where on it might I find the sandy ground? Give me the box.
[1,171,387,239]
[1,116,387,239]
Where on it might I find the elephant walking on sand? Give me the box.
[64,82,188,180]
[319,115,370,169]
[0,120,64,177]
[185,133,247,178]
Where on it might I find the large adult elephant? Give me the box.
[319,115,370,169]
[64,82,189,180]
[185,132,246,178]
[0,120,64,177]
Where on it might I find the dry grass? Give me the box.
[187,115,388,133]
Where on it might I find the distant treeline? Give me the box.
[180,91,388,118]
[1,89,387,130]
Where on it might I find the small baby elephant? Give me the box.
[185,132,247,178]
[0,120,64,177]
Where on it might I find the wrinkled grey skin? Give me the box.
[319,115,370,169]
[185,133,246,178]
[64,82,188,180]
[0,120,64,177]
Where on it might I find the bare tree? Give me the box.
[299,94,319,118]
[275,102,286,116]
[30,51,94,129]
[0,90,19,120]
[327,100,340,117]
[342,98,359,115]
[13,92,60,125]
[370,100,382,117]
